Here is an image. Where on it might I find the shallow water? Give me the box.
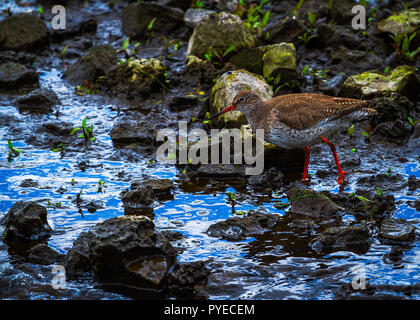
[0,0,419,300]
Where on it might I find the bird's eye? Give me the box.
[239,97,245,103]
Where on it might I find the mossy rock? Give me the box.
[377,8,420,37]
[187,12,256,59]
[229,43,297,83]
[340,65,419,99]
[106,58,166,97]
[210,69,272,128]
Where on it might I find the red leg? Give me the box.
[320,136,348,184]
[301,146,310,183]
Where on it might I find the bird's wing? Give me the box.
[268,94,371,130]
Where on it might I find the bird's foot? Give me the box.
[337,171,349,185]
[301,178,310,186]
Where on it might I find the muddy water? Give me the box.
[0,1,419,300]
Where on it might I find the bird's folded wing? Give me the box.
[268,94,371,130]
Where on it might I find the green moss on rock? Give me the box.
[340,65,419,98]
[377,8,420,36]
[187,12,256,59]
[210,69,272,128]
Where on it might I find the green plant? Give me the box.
[75,80,100,95]
[47,200,62,209]
[376,186,384,196]
[291,0,305,16]
[7,139,21,162]
[204,45,236,65]
[70,118,95,142]
[61,45,68,59]
[145,18,156,44]
[307,10,316,28]
[191,0,204,9]
[301,66,328,83]
[348,124,354,136]
[298,32,316,45]
[51,143,64,153]
[390,32,420,61]
[243,0,271,35]
[361,130,371,139]
[407,117,420,128]
[97,179,106,193]
[37,6,44,15]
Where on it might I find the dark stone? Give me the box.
[159,0,192,11]
[64,216,177,289]
[27,244,64,265]
[193,164,246,179]
[408,175,418,191]
[327,0,357,25]
[319,72,348,96]
[310,221,372,253]
[16,88,60,113]
[264,16,307,43]
[63,45,117,85]
[51,16,97,42]
[286,182,342,217]
[372,120,412,143]
[206,211,281,241]
[169,95,199,111]
[1,201,52,243]
[0,13,49,51]
[121,186,156,208]
[247,167,283,189]
[317,23,360,49]
[0,62,38,90]
[131,178,174,197]
[19,179,38,188]
[110,119,157,146]
[122,2,184,39]
[372,94,415,124]
[167,261,209,294]
[378,218,416,243]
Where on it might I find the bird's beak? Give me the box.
[208,105,235,120]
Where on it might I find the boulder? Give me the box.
[16,88,60,113]
[131,178,174,198]
[51,16,97,42]
[122,2,184,38]
[182,55,217,85]
[187,12,256,59]
[167,261,209,294]
[286,183,342,218]
[264,16,307,43]
[63,45,117,85]
[371,93,415,124]
[0,62,38,90]
[378,218,416,243]
[121,185,156,216]
[184,8,214,28]
[206,211,281,241]
[0,13,49,51]
[64,216,177,288]
[27,243,64,265]
[310,221,372,253]
[210,69,272,128]
[105,58,166,97]
[1,201,52,243]
[110,117,157,146]
[229,43,297,83]
[317,23,360,49]
[377,9,420,37]
[159,0,192,11]
[339,65,419,99]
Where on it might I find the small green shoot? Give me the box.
[7,139,21,161]
[361,131,371,139]
[348,124,354,136]
[71,118,95,142]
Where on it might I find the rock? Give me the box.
[121,185,156,216]
[64,216,177,288]
[377,9,420,38]
[264,16,307,43]
[182,55,217,85]
[206,211,281,241]
[286,183,342,217]
[27,244,64,265]
[0,62,38,90]
[384,246,404,263]
[327,0,357,25]
[0,13,49,51]
[262,43,297,82]
[408,175,419,191]
[193,164,246,179]
[339,65,419,99]
[63,45,117,85]
[310,221,372,253]
[160,230,185,242]
[329,47,382,69]
[214,0,238,12]
[51,16,97,42]
[122,2,184,38]
[159,0,192,11]
[19,179,38,188]
[317,23,360,49]
[105,58,166,97]
[248,167,283,189]
[408,123,420,151]
[378,218,416,242]
[371,93,415,124]
[187,12,256,59]
[372,119,413,143]
[1,201,52,243]
[16,88,60,113]
[184,8,214,28]
[110,118,157,146]
[210,69,272,128]
[167,261,209,294]
[319,72,348,96]
[131,179,174,197]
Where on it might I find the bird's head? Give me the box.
[208,90,263,120]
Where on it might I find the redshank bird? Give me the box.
[209,90,377,184]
